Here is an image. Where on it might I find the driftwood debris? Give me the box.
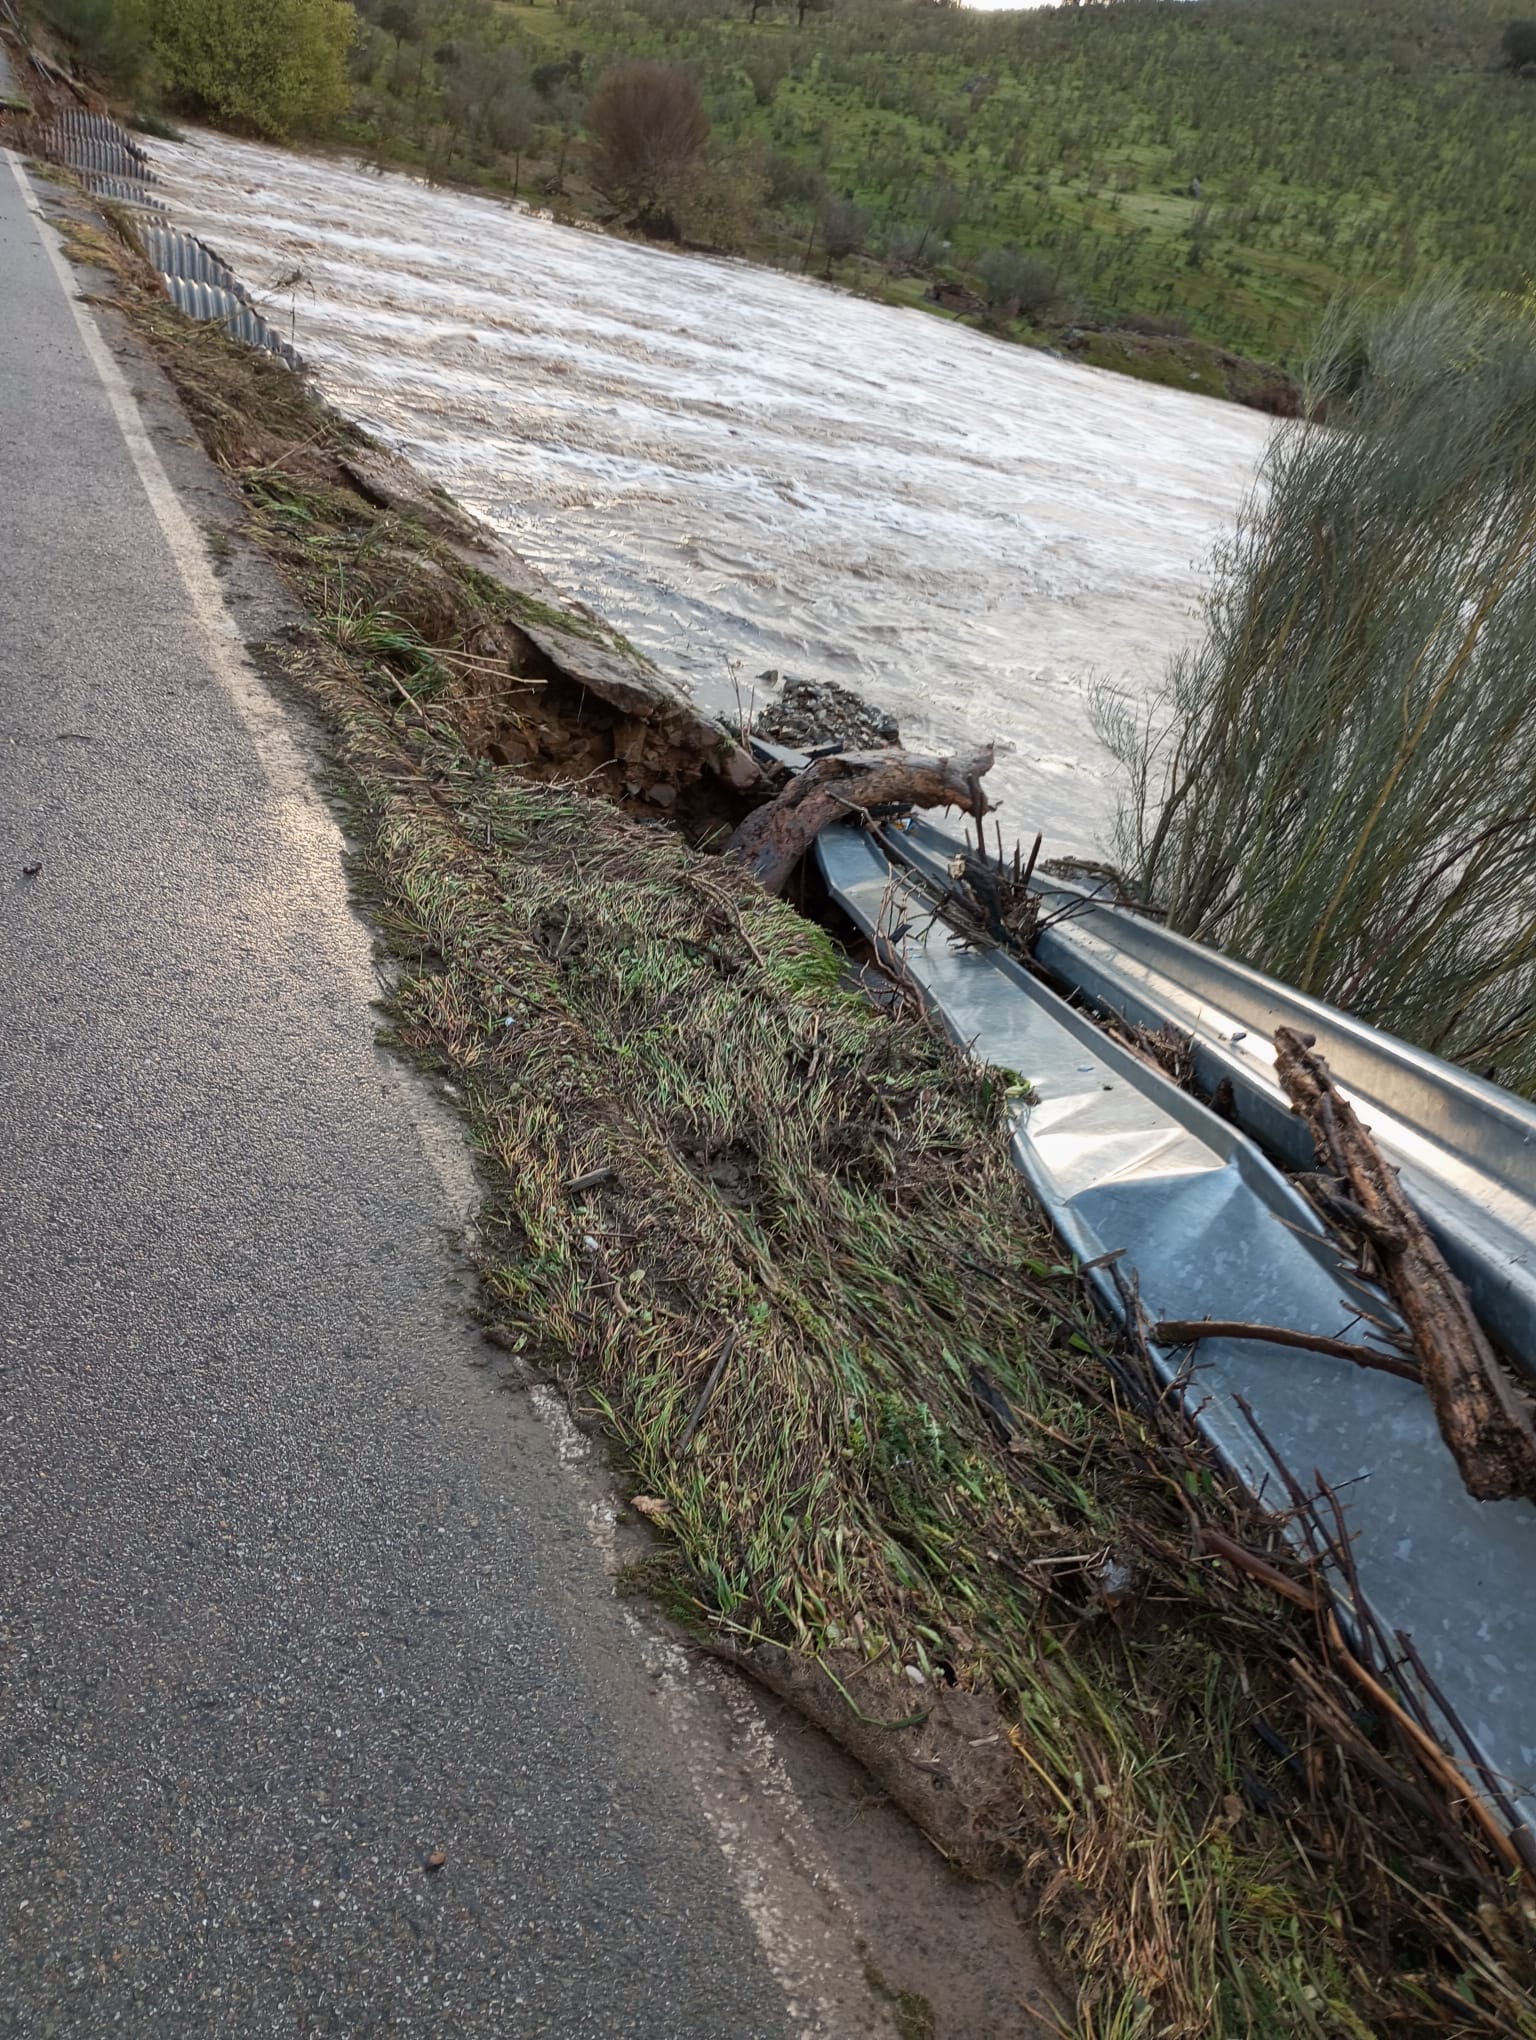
[1152,1317,1422,1384]
[726,743,995,894]
[1273,1026,1536,1502]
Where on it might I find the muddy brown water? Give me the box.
[144,130,1273,860]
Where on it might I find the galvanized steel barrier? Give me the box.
[808,807,1536,1839]
[30,102,301,370]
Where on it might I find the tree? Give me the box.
[150,0,356,138]
[819,195,868,276]
[796,0,832,26]
[587,61,710,237]
[485,82,539,194]
[975,243,1059,322]
[912,177,964,263]
[541,81,585,189]
[377,0,418,52]
[1499,19,1536,70]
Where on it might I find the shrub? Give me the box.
[762,146,824,208]
[1096,291,1536,1092]
[1499,18,1536,70]
[150,0,356,138]
[587,60,710,237]
[975,243,1060,321]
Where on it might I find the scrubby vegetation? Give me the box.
[336,0,1535,371]
[32,0,1535,374]
[1100,289,1536,1095]
[36,0,356,134]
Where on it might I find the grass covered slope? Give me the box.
[67,206,1536,2035]
[343,0,1536,369]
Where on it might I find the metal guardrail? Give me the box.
[30,105,302,370]
[159,271,303,369]
[36,113,165,212]
[894,818,1536,1380]
[137,221,243,297]
[816,820,1536,1832]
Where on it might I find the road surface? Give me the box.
[0,152,795,2037]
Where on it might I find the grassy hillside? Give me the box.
[32,0,1536,378]
[341,0,1536,374]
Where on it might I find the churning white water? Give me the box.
[145,132,1272,854]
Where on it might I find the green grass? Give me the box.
[80,212,1536,2039]
[339,0,1536,375]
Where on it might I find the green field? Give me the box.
[344,0,1536,374]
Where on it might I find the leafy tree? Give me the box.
[541,81,586,189]
[377,0,419,51]
[819,193,867,275]
[587,61,710,236]
[531,52,583,97]
[912,177,964,262]
[1499,18,1536,68]
[976,243,1059,321]
[150,0,355,137]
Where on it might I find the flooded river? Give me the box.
[146,132,1272,854]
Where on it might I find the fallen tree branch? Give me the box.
[1153,1317,1421,1383]
[726,744,995,894]
[1273,1027,1536,1501]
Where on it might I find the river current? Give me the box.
[146,132,1273,854]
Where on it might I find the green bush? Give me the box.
[1499,17,1536,67]
[1097,291,1536,1091]
[975,242,1060,320]
[149,0,356,138]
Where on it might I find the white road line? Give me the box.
[10,151,861,2034]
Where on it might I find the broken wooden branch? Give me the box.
[1153,1317,1421,1383]
[1273,1026,1536,1502]
[725,744,995,895]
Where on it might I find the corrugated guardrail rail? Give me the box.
[796,792,1536,1845]
[37,107,165,212]
[32,107,301,370]
[893,817,1536,1382]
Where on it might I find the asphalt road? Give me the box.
[0,154,792,2037]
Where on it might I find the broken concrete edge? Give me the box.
[334,439,763,793]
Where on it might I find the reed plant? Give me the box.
[1098,290,1536,1091]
